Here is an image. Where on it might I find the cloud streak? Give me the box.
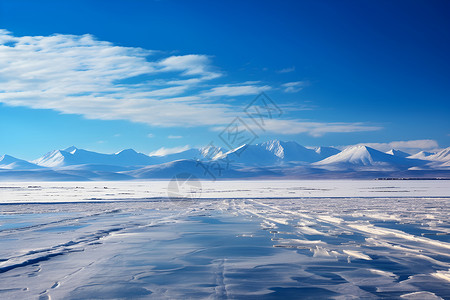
[0,30,381,136]
[213,119,381,137]
[282,81,307,93]
[201,84,271,97]
[149,145,190,156]
[277,66,295,73]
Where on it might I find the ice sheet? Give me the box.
[0,180,449,299]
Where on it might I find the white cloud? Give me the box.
[157,55,221,80]
[277,66,295,73]
[0,30,233,127]
[282,81,307,93]
[338,139,440,153]
[389,139,439,150]
[0,30,382,136]
[147,133,154,138]
[168,135,182,139]
[201,84,271,97]
[213,118,381,137]
[149,145,190,156]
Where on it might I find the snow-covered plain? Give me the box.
[0,180,449,299]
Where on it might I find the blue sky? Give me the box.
[0,0,449,160]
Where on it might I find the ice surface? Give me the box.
[0,180,449,299]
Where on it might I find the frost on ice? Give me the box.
[0,180,449,299]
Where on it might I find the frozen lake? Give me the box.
[0,180,449,299]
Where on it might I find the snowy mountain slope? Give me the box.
[418,147,450,170]
[150,148,199,162]
[33,149,77,167]
[216,144,280,166]
[405,148,450,170]
[0,169,89,181]
[150,146,224,164]
[113,149,156,166]
[408,151,435,160]
[63,146,77,153]
[56,164,133,172]
[426,147,450,162]
[34,147,156,167]
[313,146,425,171]
[123,159,280,179]
[34,146,225,168]
[0,155,44,170]
[1,141,449,181]
[261,140,321,162]
[214,140,323,166]
[435,160,450,169]
[0,167,132,181]
[314,146,341,159]
[124,159,226,179]
[56,169,134,181]
[385,149,411,158]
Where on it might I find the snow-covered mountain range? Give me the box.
[313,145,426,171]
[1,140,449,181]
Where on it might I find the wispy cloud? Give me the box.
[147,133,154,138]
[149,145,190,156]
[0,30,382,136]
[157,55,221,80]
[213,119,381,137]
[277,66,295,73]
[281,81,307,93]
[0,29,233,127]
[201,84,271,97]
[168,135,182,139]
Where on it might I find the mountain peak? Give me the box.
[63,146,78,153]
[348,145,382,154]
[426,147,450,162]
[261,140,285,158]
[353,145,369,150]
[33,147,153,168]
[0,154,17,162]
[0,154,43,170]
[260,140,321,163]
[315,145,378,166]
[200,145,223,160]
[116,149,138,155]
[262,139,282,146]
[386,149,410,158]
[314,146,340,158]
[408,150,435,160]
[313,144,422,171]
